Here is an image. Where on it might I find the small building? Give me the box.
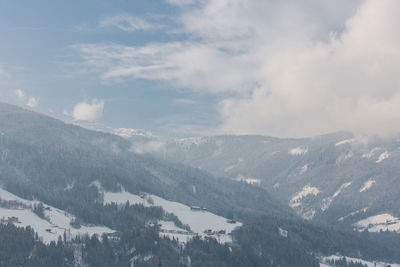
[203,229,213,235]
[107,231,122,241]
[145,219,160,228]
[6,216,20,223]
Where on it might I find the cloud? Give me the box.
[165,0,196,6]
[27,96,38,108]
[218,0,400,137]
[15,89,25,99]
[13,89,39,108]
[72,99,104,121]
[130,141,165,154]
[100,14,157,32]
[72,0,400,137]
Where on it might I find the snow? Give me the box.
[288,146,308,156]
[338,208,367,221]
[224,165,235,173]
[335,139,355,147]
[99,184,242,244]
[224,158,245,173]
[175,137,207,149]
[103,189,145,205]
[64,183,74,191]
[289,185,320,208]
[235,175,261,185]
[158,221,195,243]
[321,182,351,211]
[360,179,376,192]
[278,227,288,238]
[376,151,390,163]
[243,178,261,185]
[160,232,194,243]
[146,194,241,238]
[0,207,59,243]
[354,213,400,233]
[0,187,114,244]
[113,128,153,138]
[321,255,400,267]
[299,164,308,175]
[362,147,381,159]
[89,180,102,191]
[302,209,317,220]
[0,187,31,205]
[130,141,165,154]
[336,151,353,163]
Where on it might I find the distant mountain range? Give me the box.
[2,102,400,266]
[80,123,400,233]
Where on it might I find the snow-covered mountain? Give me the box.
[107,131,400,231]
[65,113,400,231]
[3,102,400,266]
[55,110,400,232]
[164,134,400,228]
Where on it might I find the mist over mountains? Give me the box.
[1,103,400,266]
[78,118,400,232]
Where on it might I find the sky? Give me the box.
[1,0,399,138]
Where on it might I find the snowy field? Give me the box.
[354,213,400,233]
[321,182,351,211]
[0,187,114,243]
[289,185,320,208]
[98,183,242,244]
[288,146,308,156]
[320,255,400,267]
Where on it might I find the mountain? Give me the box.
[118,131,400,231]
[0,103,288,221]
[2,102,400,266]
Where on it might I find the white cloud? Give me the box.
[72,0,400,137]
[13,89,39,108]
[130,141,165,154]
[100,14,157,32]
[72,99,104,122]
[27,96,38,108]
[15,89,25,99]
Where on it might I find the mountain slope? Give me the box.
[124,133,400,229]
[0,104,400,266]
[0,103,291,224]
